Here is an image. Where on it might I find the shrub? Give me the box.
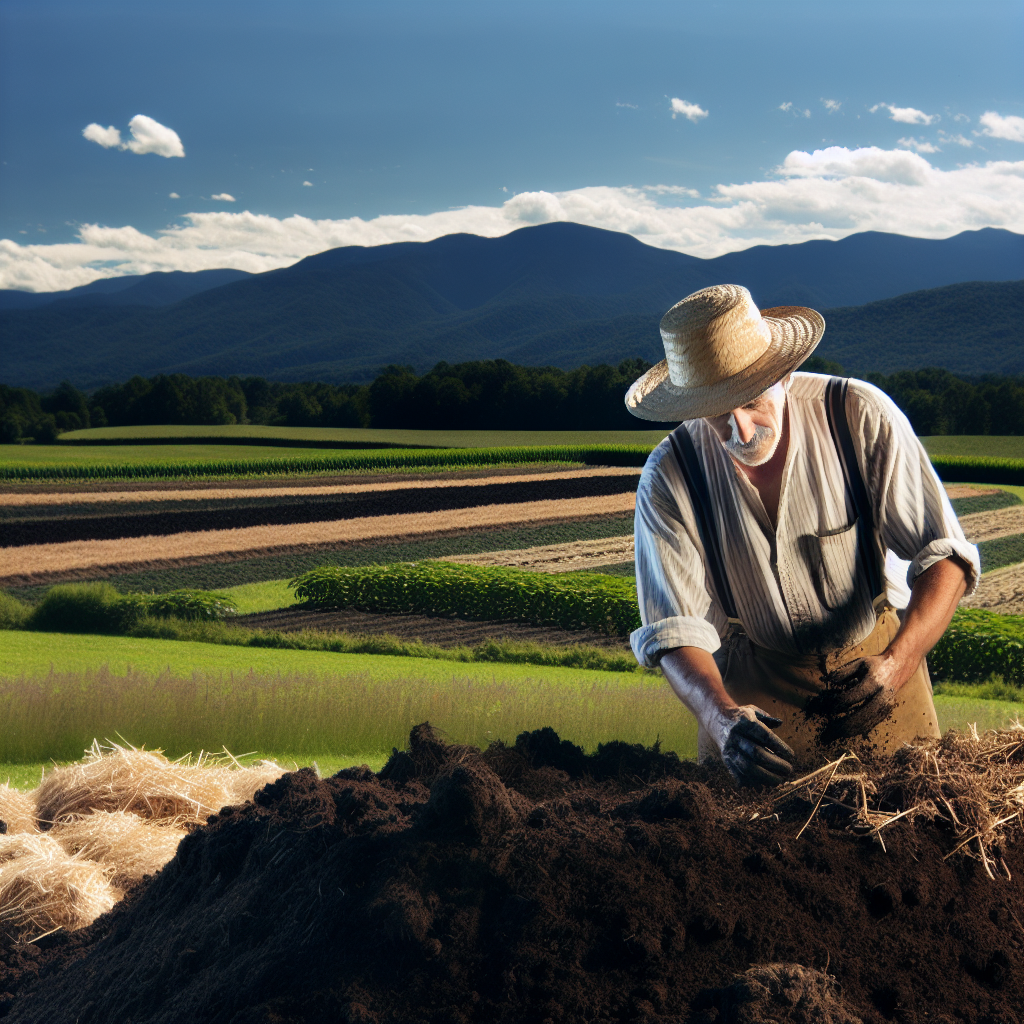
[143,589,237,621]
[0,591,31,630]
[291,562,641,636]
[928,630,1024,686]
[27,583,146,635]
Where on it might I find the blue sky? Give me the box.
[1,0,1022,291]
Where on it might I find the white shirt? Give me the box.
[630,373,980,666]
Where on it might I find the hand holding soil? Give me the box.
[717,705,796,787]
[808,656,900,743]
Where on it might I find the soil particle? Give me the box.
[2,726,1021,1024]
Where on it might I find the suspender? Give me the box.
[823,376,885,602]
[668,377,885,626]
[667,424,740,623]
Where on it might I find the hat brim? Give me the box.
[625,305,825,422]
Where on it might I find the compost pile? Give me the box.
[3,726,1023,1024]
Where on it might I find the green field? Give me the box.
[921,436,1024,459]
[58,425,674,448]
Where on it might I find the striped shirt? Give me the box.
[630,373,980,667]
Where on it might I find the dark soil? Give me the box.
[0,474,638,547]
[238,606,633,650]
[3,726,1021,1024]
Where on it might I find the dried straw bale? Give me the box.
[0,784,38,835]
[0,832,116,942]
[35,742,232,827]
[51,811,186,888]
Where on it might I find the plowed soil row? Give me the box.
[441,535,636,573]
[0,466,638,507]
[3,727,1021,1024]
[958,506,1024,543]
[0,474,640,548]
[0,494,637,585]
[238,606,633,649]
[962,564,1024,616]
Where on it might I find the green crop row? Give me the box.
[291,562,642,637]
[0,444,653,481]
[928,631,1024,686]
[929,454,1024,486]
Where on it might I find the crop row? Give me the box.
[0,444,653,481]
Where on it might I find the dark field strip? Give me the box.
[950,491,1021,516]
[236,606,632,650]
[0,474,639,548]
[978,533,1024,572]
[6,514,637,601]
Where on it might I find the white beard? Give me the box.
[724,419,782,467]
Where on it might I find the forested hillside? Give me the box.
[2,224,1021,389]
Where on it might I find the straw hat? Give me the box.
[625,284,825,421]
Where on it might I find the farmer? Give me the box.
[625,284,979,787]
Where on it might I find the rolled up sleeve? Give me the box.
[850,382,981,598]
[630,441,726,667]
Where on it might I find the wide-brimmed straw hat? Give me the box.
[625,284,825,421]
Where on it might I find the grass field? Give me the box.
[58,426,675,448]
[921,436,1024,459]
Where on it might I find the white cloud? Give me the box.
[81,114,184,157]
[302,181,313,187]
[953,113,971,124]
[821,99,841,113]
[168,192,180,199]
[871,103,936,125]
[82,123,122,149]
[938,131,973,148]
[670,98,708,123]
[779,102,810,118]
[616,102,638,109]
[122,115,184,157]
[897,136,940,154]
[3,146,1022,291]
[210,193,236,202]
[779,102,792,112]
[980,111,1024,143]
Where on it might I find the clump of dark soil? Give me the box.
[2,725,1021,1024]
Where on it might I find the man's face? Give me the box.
[706,380,788,467]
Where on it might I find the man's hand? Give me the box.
[713,705,796,788]
[816,654,900,743]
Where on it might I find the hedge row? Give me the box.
[927,630,1024,686]
[929,454,1024,486]
[291,562,1024,686]
[291,562,642,637]
[0,444,653,481]
[3,444,1021,484]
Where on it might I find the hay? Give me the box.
[212,759,286,806]
[0,832,116,942]
[35,741,233,827]
[51,812,186,888]
[0,784,39,835]
[769,723,1024,877]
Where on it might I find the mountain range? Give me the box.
[1,223,1021,390]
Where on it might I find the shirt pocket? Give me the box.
[817,519,859,610]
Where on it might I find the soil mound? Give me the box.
[2,725,1022,1024]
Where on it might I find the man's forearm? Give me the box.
[885,556,969,690]
[659,646,735,725]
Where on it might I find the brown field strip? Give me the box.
[961,563,1024,616]
[0,466,640,507]
[958,505,1024,543]
[0,493,636,584]
[440,536,635,573]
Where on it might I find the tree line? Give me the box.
[1,358,1022,442]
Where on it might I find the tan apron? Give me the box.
[698,604,941,762]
